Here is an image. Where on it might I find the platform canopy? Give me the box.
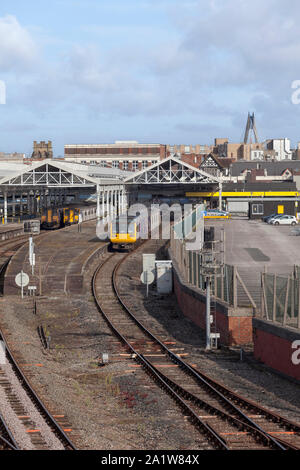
[0,159,126,188]
[124,156,221,185]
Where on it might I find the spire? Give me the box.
[244,112,259,144]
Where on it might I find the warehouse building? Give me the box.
[186,181,299,219]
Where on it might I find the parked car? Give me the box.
[267,214,284,224]
[262,213,277,222]
[270,215,298,225]
[204,209,231,219]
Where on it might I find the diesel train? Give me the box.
[40,205,97,230]
[109,215,137,249]
[109,209,160,250]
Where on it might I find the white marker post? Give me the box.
[29,237,35,275]
[15,271,30,299]
[140,270,154,297]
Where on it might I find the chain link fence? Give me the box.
[170,212,256,309]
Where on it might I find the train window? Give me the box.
[252,204,264,215]
[112,216,135,234]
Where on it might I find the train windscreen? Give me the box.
[112,216,135,235]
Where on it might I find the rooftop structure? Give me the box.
[32,141,53,160]
[64,141,166,171]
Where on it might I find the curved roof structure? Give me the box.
[0,159,130,189]
[124,156,221,185]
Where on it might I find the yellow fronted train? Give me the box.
[109,215,138,250]
[40,205,97,230]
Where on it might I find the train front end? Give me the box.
[110,215,137,250]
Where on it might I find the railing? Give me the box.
[170,212,257,310]
[260,270,300,330]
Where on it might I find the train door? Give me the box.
[74,208,80,223]
[64,208,70,225]
[47,209,52,224]
[59,209,64,227]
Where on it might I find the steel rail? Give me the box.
[139,354,276,447]
[92,254,229,450]
[0,330,77,450]
[112,247,298,450]
[0,413,20,450]
[189,363,300,433]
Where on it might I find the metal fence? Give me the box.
[261,271,300,329]
[170,218,257,310]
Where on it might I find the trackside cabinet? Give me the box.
[156,260,173,294]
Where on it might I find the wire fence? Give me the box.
[171,210,300,330]
[170,215,256,310]
[261,271,300,329]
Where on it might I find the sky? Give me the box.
[1,0,300,156]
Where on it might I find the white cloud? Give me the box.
[0,15,38,72]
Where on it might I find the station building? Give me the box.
[64,141,166,171]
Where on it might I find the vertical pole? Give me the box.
[109,190,112,219]
[106,190,109,219]
[27,192,30,215]
[261,272,264,318]
[21,270,24,299]
[96,186,101,220]
[218,182,222,211]
[118,190,121,216]
[4,192,8,224]
[196,253,199,288]
[273,274,277,322]
[291,272,295,322]
[233,265,237,308]
[146,271,149,298]
[298,279,300,329]
[39,263,42,296]
[20,192,23,217]
[206,277,211,350]
[283,276,290,326]
[12,193,16,218]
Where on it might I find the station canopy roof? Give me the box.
[0,159,130,188]
[124,156,221,185]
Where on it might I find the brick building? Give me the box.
[64,141,166,171]
[167,144,211,167]
[32,141,53,159]
[213,138,264,161]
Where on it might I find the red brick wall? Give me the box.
[253,323,300,382]
[173,273,253,346]
[166,153,205,168]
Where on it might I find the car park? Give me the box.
[270,215,298,225]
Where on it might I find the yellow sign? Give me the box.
[277,205,284,214]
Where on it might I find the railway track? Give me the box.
[92,245,300,451]
[0,412,19,450]
[0,234,77,450]
[0,329,77,450]
[0,234,45,295]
